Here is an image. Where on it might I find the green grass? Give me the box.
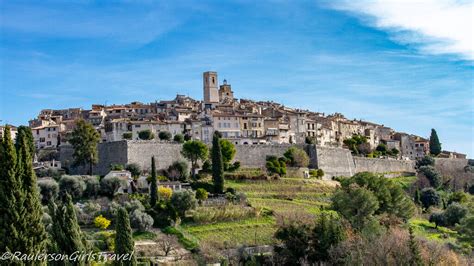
[249,198,326,216]
[163,226,200,251]
[409,218,472,254]
[410,218,457,242]
[182,216,277,249]
[181,177,337,249]
[132,231,157,240]
[390,175,417,190]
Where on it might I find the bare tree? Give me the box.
[156,235,178,257]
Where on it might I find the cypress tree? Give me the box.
[15,126,35,158]
[150,156,158,207]
[414,189,421,205]
[49,194,85,255]
[16,134,47,253]
[408,227,423,266]
[429,129,441,156]
[0,126,24,253]
[115,207,136,266]
[211,132,224,194]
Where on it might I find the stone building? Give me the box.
[0,125,17,140]
[27,70,447,162]
[203,71,219,104]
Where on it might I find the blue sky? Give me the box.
[0,0,473,157]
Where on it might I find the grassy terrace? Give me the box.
[390,175,417,190]
[181,177,337,249]
[182,216,277,249]
[409,218,472,254]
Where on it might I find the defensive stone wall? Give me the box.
[353,157,415,174]
[59,141,470,180]
[127,140,187,172]
[233,144,309,168]
[59,140,128,175]
[315,146,355,179]
[434,158,471,180]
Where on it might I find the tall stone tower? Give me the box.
[203,71,219,103]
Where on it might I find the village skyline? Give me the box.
[1,1,472,156]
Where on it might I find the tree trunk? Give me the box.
[191,161,196,178]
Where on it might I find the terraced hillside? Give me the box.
[181,177,338,249]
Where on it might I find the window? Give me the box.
[46,141,51,146]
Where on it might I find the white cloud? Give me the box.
[329,0,474,60]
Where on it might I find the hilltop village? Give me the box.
[2,71,465,161]
[0,72,472,265]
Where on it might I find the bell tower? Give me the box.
[203,71,219,103]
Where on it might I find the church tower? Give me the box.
[203,71,219,103]
[219,79,234,102]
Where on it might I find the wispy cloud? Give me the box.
[328,0,473,60]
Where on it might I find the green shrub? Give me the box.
[159,131,172,141]
[59,175,86,200]
[125,163,141,178]
[110,163,124,171]
[93,231,115,251]
[416,155,435,168]
[419,166,441,188]
[100,176,127,197]
[122,132,132,140]
[38,179,59,204]
[224,172,276,180]
[420,188,440,210]
[173,134,185,143]
[448,191,467,205]
[309,169,325,179]
[195,188,208,204]
[83,175,100,198]
[138,129,154,140]
[284,147,309,167]
[266,155,287,176]
[166,160,189,181]
[443,203,468,226]
[170,190,197,218]
[130,209,154,232]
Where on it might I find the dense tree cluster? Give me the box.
[0,126,47,254]
[333,172,415,230]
